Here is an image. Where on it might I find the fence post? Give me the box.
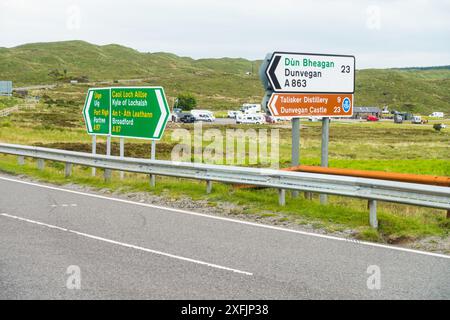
[18,156,25,165]
[64,163,73,178]
[369,199,378,228]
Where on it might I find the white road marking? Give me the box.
[50,204,77,208]
[0,175,448,260]
[0,213,253,276]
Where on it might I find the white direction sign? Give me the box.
[266,52,355,94]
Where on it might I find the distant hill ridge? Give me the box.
[0,40,449,114]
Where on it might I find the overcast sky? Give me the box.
[1,0,449,68]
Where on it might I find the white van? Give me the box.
[191,110,215,122]
[429,112,444,118]
[236,113,266,124]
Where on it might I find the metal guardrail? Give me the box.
[0,143,449,227]
[0,106,19,117]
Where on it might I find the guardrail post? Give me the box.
[104,170,112,182]
[278,189,286,206]
[369,200,378,228]
[37,159,45,170]
[18,156,25,165]
[64,163,72,178]
[206,180,213,194]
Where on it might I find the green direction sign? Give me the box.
[82,88,110,135]
[82,87,170,140]
[110,87,169,140]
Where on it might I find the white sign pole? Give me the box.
[119,137,125,180]
[291,118,300,199]
[104,135,112,181]
[320,117,330,204]
[150,139,156,187]
[92,135,96,176]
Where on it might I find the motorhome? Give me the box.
[240,103,261,114]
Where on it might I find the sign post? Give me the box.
[83,86,170,184]
[291,118,300,198]
[105,135,112,181]
[150,139,156,187]
[320,117,330,204]
[261,51,355,205]
[119,137,125,180]
[92,135,96,177]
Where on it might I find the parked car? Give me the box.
[394,114,403,124]
[308,116,322,122]
[264,114,277,124]
[236,113,266,124]
[179,113,195,123]
[367,115,379,121]
[194,113,214,122]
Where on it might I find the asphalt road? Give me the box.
[0,174,448,299]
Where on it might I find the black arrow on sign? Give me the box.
[268,55,281,90]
